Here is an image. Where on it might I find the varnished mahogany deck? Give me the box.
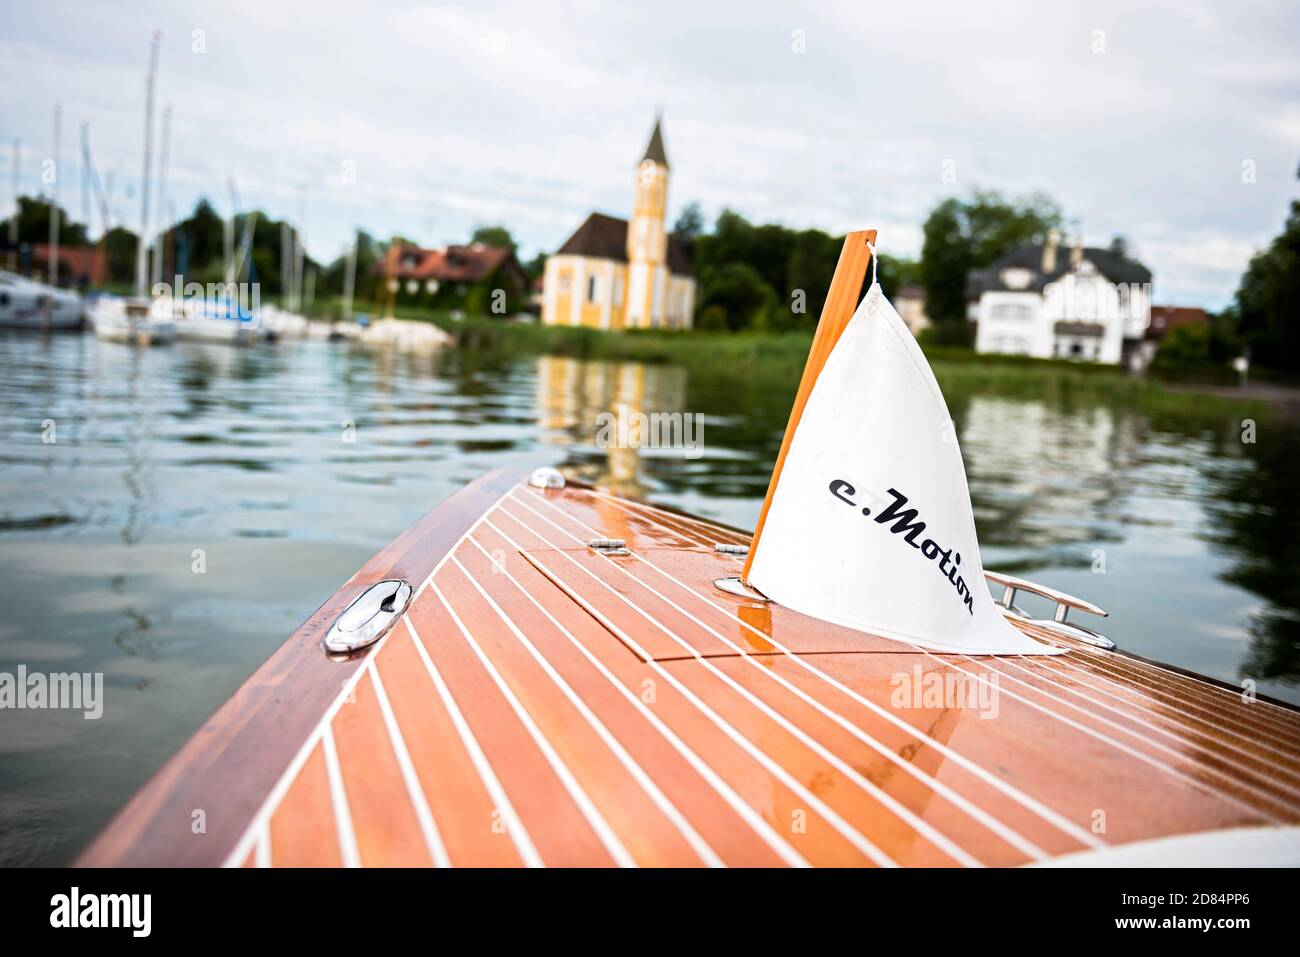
[79,470,1300,867]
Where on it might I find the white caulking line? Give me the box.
[1011,654,1300,789]
[1050,644,1300,741]
[466,531,805,868]
[503,501,1015,864]
[321,725,362,868]
[512,499,1048,862]
[254,827,270,868]
[221,641,383,869]
[431,580,636,868]
[220,487,517,868]
[404,613,542,867]
[1067,642,1300,727]
[965,655,1300,812]
[511,537,981,867]
[453,549,724,867]
[586,487,748,547]
[1029,652,1300,771]
[492,515,896,867]
[514,487,1104,851]
[367,661,452,867]
[934,654,1284,823]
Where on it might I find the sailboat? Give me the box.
[88,294,176,345]
[79,232,1300,868]
[0,269,85,331]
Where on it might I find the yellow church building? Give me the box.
[542,117,696,330]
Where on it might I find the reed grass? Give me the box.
[353,304,1280,420]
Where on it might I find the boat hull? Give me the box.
[91,314,177,345]
[173,316,266,343]
[78,470,1300,867]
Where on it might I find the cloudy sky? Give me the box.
[2,0,1298,307]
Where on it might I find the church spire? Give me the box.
[640,112,669,168]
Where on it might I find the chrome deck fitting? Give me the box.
[587,538,630,555]
[528,466,566,489]
[323,579,413,655]
[985,570,1115,649]
[712,577,771,602]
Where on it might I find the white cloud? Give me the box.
[0,0,1296,307]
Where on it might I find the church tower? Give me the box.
[625,115,670,328]
[542,114,694,331]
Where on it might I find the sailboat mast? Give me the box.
[341,229,357,321]
[8,139,18,270]
[49,103,60,285]
[135,31,160,298]
[293,184,305,312]
[80,122,90,232]
[152,102,172,287]
[279,221,289,307]
[224,174,239,283]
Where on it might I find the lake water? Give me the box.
[0,328,1297,865]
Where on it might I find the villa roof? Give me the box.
[967,243,1152,299]
[555,211,693,277]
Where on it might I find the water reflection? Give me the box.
[537,355,689,498]
[958,397,1140,562]
[1203,424,1300,683]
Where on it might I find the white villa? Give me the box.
[968,233,1152,366]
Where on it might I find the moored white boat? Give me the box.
[167,297,269,344]
[0,270,85,331]
[258,305,362,341]
[88,295,176,345]
[357,316,454,353]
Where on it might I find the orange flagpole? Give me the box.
[742,228,876,583]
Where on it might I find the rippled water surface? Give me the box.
[0,329,1296,864]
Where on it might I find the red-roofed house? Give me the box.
[378,242,528,314]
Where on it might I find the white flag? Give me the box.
[747,284,1060,655]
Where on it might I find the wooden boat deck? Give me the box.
[79,469,1300,867]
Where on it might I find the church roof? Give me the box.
[641,117,669,168]
[555,212,693,276]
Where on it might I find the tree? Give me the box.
[1233,163,1300,371]
[780,228,836,321]
[470,225,516,251]
[1152,323,1212,367]
[0,196,89,246]
[961,190,1062,267]
[522,251,547,284]
[920,198,972,329]
[696,262,777,331]
[919,190,1064,343]
[671,202,705,259]
[103,226,138,284]
[875,252,921,298]
[173,198,225,273]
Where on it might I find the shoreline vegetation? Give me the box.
[312,299,1284,420]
